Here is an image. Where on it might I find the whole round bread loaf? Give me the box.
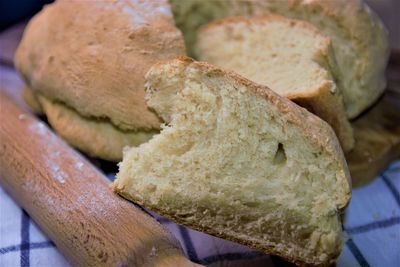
[171,0,389,119]
[14,0,185,160]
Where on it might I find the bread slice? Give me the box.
[170,0,389,118]
[196,15,354,152]
[113,57,351,266]
[14,0,185,160]
[346,96,400,187]
[37,96,156,162]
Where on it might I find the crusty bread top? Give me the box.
[14,0,185,131]
[146,56,351,210]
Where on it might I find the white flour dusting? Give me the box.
[75,161,84,171]
[28,121,47,135]
[27,121,68,184]
[18,114,27,120]
[49,164,67,184]
[97,0,173,26]
[24,119,131,224]
[149,246,157,257]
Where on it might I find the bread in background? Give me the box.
[171,0,389,119]
[196,15,354,152]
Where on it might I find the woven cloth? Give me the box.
[1,160,399,267]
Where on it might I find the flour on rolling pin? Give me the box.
[21,113,89,184]
[27,119,69,184]
[20,114,120,217]
[1,93,200,267]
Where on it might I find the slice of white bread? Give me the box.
[346,95,400,187]
[196,15,354,152]
[113,57,351,266]
[170,0,389,118]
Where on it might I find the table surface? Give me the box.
[0,21,399,267]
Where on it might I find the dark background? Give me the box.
[0,0,53,31]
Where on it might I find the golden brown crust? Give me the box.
[114,188,339,267]
[38,95,156,162]
[14,0,185,131]
[22,86,43,115]
[291,83,355,153]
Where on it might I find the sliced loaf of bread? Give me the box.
[196,15,354,152]
[113,57,351,266]
[170,0,389,118]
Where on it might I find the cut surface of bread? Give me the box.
[346,96,400,187]
[38,96,156,162]
[170,0,389,118]
[196,15,354,152]
[114,57,351,266]
[14,0,185,160]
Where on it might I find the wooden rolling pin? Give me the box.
[0,92,200,267]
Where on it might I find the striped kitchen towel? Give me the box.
[1,160,399,267]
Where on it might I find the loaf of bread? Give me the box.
[196,15,354,152]
[14,0,185,160]
[171,0,389,118]
[15,0,388,160]
[346,96,400,187]
[113,57,351,266]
